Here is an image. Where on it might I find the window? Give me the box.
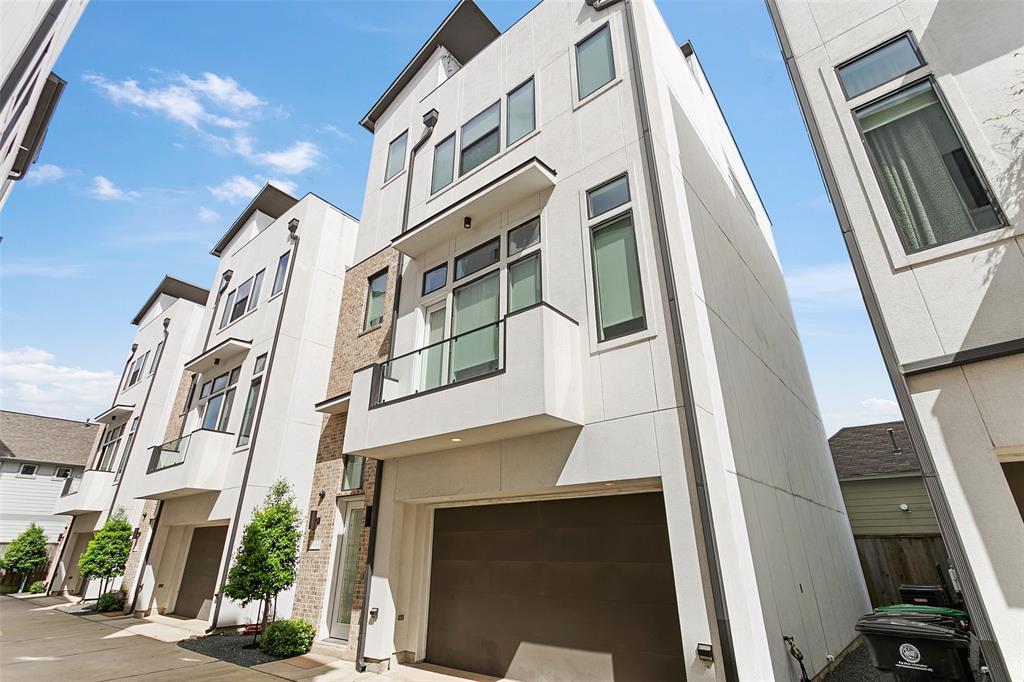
[271,251,290,296]
[237,377,262,447]
[115,418,139,481]
[364,270,388,330]
[248,269,265,312]
[253,353,267,374]
[454,238,500,280]
[507,78,535,145]
[96,424,126,471]
[837,35,923,99]
[341,455,365,491]
[508,217,540,256]
[431,134,456,193]
[384,130,408,181]
[220,290,236,328]
[587,174,630,218]
[576,25,615,100]
[54,467,72,479]
[422,263,448,295]
[590,211,646,341]
[856,80,1002,253]
[460,102,500,175]
[508,253,542,313]
[125,352,148,389]
[19,463,37,477]
[148,341,164,376]
[199,368,239,431]
[450,271,501,382]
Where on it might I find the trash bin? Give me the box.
[873,605,970,631]
[898,583,949,606]
[856,615,973,681]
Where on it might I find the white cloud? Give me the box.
[0,347,119,420]
[180,73,264,111]
[90,175,139,200]
[207,175,297,204]
[25,163,65,185]
[197,206,219,223]
[785,262,863,309]
[233,135,320,174]
[319,124,353,141]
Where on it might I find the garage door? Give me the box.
[173,525,227,619]
[426,492,685,681]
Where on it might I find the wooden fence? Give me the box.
[854,534,949,606]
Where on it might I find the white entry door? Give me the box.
[327,500,365,640]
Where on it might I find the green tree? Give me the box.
[78,507,133,597]
[223,480,301,639]
[0,524,49,592]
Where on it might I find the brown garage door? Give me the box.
[173,525,227,619]
[426,492,685,681]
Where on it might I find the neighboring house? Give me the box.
[829,421,947,606]
[292,1,868,680]
[768,1,1024,678]
[121,185,358,627]
[49,275,208,599]
[0,410,99,586]
[0,0,88,209]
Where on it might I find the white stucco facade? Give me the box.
[343,1,868,679]
[770,0,1024,678]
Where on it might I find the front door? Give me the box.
[328,500,365,640]
[173,525,228,619]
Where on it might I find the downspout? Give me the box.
[764,2,1008,678]
[208,219,300,632]
[618,0,739,678]
[127,499,163,615]
[355,108,436,673]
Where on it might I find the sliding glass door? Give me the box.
[449,271,500,382]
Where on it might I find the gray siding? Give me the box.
[840,475,939,536]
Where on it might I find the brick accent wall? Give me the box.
[291,247,398,655]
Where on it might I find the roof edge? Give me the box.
[131,275,211,325]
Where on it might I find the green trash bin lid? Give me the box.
[874,604,968,625]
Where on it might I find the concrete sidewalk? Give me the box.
[0,596,500,681]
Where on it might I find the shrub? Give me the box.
[78,508,133,595]
[1,524,49,592]
[96,590,126,613]
[28,580,46,594]
[260,619,315,657]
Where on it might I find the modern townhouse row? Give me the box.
[48,1,872,680]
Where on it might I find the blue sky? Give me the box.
[0,0,899,434]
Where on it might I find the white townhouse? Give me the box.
[1,0,88,209]
[121,185,358,627]
[331,1,869,679]
[50,276,208,598]
[768,1,1024,679]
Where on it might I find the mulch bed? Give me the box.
[178,632,281,668]
[58,601,97,615]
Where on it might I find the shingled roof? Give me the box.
[0,410,100,467]
[828,421,920,479]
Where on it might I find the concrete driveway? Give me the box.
[0,596,499,681]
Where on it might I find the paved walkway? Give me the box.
[0,596,499,681]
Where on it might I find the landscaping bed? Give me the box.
[178,632,282,667]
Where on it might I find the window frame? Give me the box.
[586,173,631,219]
[271,251,290,297]
[453,237,501,282]
[459,101,501,177]
[422,262,448,296]
[384,129,409,183]
[363,269,389,331]
[507,251,543,314]
[849,74,1008,255]
[198,368,240,433]
[507,216,541,257]
[18,463,38,477]
[340,455,365,491]
[430,132,456,194]
[506,77,536,146]
[589,208,648,342]
[574,23,616,101]
[147,340,164,376]
[834,31,925,101]
[54,467,72,479]
[95,423,126,472]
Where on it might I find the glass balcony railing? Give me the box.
[148,433,191,473]
[60,476,82,497]
[374,319,505,406]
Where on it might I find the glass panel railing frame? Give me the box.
[148,433,191,474]
[60,476,82,497]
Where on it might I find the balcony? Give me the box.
[344,303,583,459]
[53,469,116,515]
[135,428,235,500]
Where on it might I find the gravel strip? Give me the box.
[178,632,281,667]
[58,601,97,615]
[823,644,880,682]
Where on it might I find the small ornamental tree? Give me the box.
[78,507,133,597]
[223,480,301,640]
[0,524,49,592]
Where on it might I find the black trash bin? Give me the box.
[898,583,949,606]
[856,615,973,681]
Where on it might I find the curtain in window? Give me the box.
[450,272,499,381]
[859,84,976,251]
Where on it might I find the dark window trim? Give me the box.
[384,129,409,182]
[586,172,631,219]
[453,236,500,282]
[575,22,615,101]
[589,209,648,342]
[430,132,456,194]
[363,268,389,330]
[506,76,536,146]
[850,75,1008,254]
[507,215,541,256]
[459,100,501,177]
[834,31,925,100]
[271,250,291,296]
[507,251,542,313]
[422,262,448,296]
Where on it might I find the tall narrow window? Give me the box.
[125,353,147,388]
[220,290,236,328]
[247,269,265,312]
[200,369,239,431]
[341,455,365,491]
[96,424,126,471]
[115,417,139,481]
[148,341,164,376]
[507,78,535,145]
[271,251,290,296]
[856,80,1002,253]
[364,270,388,330]
[576,25,615,100]
[460,102,500,175]
[837,35,923,99]
[590,212,646,341]
[237,377,262,447]
[508,253,541,313]
[384,130,408,181]
[450,271,500,382]
[230,276,254,322]
[431,134,455,193]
